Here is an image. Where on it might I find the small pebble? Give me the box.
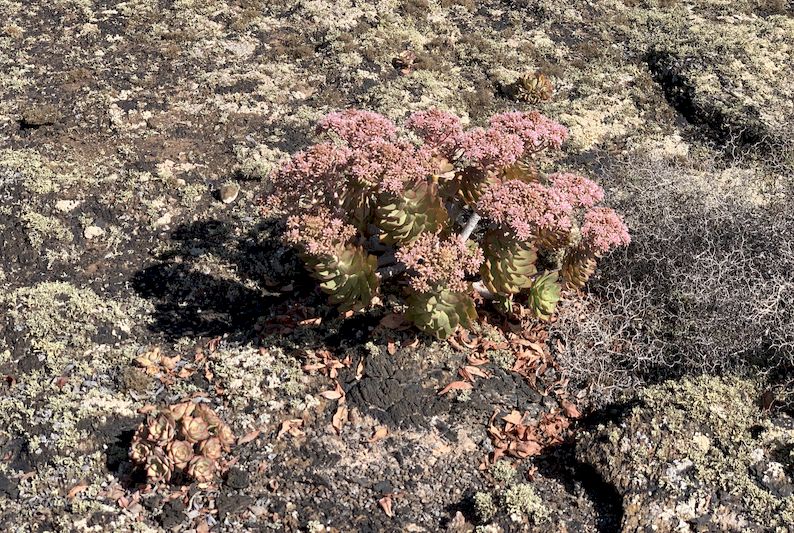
[84,225,105,239]
[220,182,240,204]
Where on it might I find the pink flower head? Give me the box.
[395,233,483,293]
[285,208,356,257]
[317,109,398,148]
[405,109,464,153]
[489,111,568,153]
[548,172,604,208]
[270,142,352,208]
[581,207,630,255]
[458,127,524,171]
[348,139,432,195]
[476,180,573,241]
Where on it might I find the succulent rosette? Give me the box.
[166,440,194,469]
[146,411,177,445]
[181,415,211,443]
[186,456,217,485]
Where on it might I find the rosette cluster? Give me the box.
[129,402,235,486]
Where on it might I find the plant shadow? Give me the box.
[130,218,309,342]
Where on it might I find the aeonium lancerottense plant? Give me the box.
[267,109,629,339]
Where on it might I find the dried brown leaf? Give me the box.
[561,399,582,419]
[464,366,490,379]
[67,480,89,500]
[332,402,348,433]
[437,381,473,396]
[368,426,388,443]
[502,411,523,426]
[379,495,395,518]
[320,390,343,400]
[277,419,304,439]
[237,429,261,445]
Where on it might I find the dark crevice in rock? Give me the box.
[645,50,766,146]
[537,442,624,533]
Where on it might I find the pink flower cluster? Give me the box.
[396,233,484,293]
[269,142,352,208]
[548,172,604,208]
[476,180,573,241]
[270,108,577,222]
[489,111,568,152]
[285,208,356,257]
[317,109,397,148]
[405,109,463,155]
[347,139,433,195]
[458,127,524,171]
[581,207,630,255]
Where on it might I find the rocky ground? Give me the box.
[1,0,792,531]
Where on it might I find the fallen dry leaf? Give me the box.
[368,426,388,443]
[513,440,543,457]
[467,354,490,366]
[237,429,261,445]
[277,419,304,439]
[320,390,343,400]
[437,380,473,396]
[177,367,195,379]
[207,336,222,353]
[502,411,523,426]
[561,399,582,419]
[67,480,89,500]
[464,365,490,379]
[160,354,180,370]
[332,402,348,433]
[447,337,465,352]
[379,495,395,518]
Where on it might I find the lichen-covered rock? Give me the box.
[576,376,794,532]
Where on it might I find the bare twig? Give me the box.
[459,213,481,242]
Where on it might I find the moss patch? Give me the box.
[3,282,132,369]
[577,375,794,531]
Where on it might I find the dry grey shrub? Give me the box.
[551,143,794,404]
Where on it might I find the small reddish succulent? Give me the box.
[186,456,216,485]
[268,108,629,337]
[181,416,211,443]
[129,402,236,486]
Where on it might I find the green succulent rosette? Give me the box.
[405,288,477,340]
[341,187,377,233]
[527,271,562,321]
[305,245,379,312]
[561,245,597,289]
[480,230,538,295]
[376,181,449,245]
